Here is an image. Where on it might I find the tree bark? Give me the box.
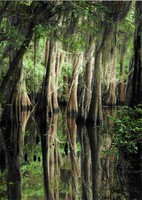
[102,30,117,106]
[118,43,126,105]
[36,38,53,200]
[128,2,142,106]
[0,21,34,103]
[87,40,103,126]
[52,42,64,113]
[77,41,94,122]
[67,54,83,115]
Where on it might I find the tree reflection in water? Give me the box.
[67,117,80,200]
[0,108,141,199]
[1,107,30,200]
[78,125,92,200]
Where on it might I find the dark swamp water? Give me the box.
[0,107,142,200]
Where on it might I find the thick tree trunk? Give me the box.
[0,55,32,199]
[48,40,56,115]
[2,55,31,126]
[87,43,103,126]
[13,74,31,111]
[48,41,64,115]
[0,21,34,103]
[86,25,116,125]
[52,42,64,113]
[36,38,53,200]
[126,57,134,105]
[118,34,130,105]
[77,41,94,122]
[67,54,83,115]
[102,31,117,106]
[118,51,126,105]
[11,58,32,112]
[105,82,116,106]
[128,2,142,106]
[48,85,54,116]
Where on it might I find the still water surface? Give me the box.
[0,108,141,200]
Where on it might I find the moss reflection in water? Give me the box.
[21,127,44,199]
[21,161,44,199]
[3,108,140,199]
[0,172,7,199]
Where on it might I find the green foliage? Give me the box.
[22,127,44,199]
[23,38,46,93]
[21,161,44,199]
[116,5,135,81]
[58,61,72,101]
[109,106,142,154]
[0,172,7,199]
[0,15,27,48]
[60,32,86,53]
[61,61,72,76]
[34,24,52,39]
[0,56,9,83]
[54,2,109,53]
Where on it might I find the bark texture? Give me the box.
[0,21,34,103]
[102,30,117,106]
[118,42,126,105]
[128,2,142,106]
[77,40,94,122]
[87,37,103,126]
[67,54,83,115]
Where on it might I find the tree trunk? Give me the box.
[128,2,142,106]
[48,40,56,115]
[126,57,134,105]
[102,30,117,106]
[0,21,34,103]
[48,41,64,115]
[52,42,64,113]
[11,58,32,112]
[87,42,103,126]
[36,38,53,200]
[118,46,126,105]
[77,41,94,122]
[67,54,83,115]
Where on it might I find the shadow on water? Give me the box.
[0,106,142,199]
